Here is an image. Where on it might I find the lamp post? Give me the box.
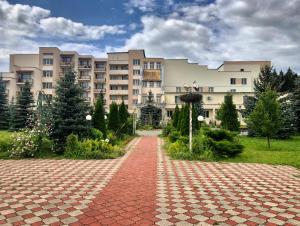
[180,82,202,152]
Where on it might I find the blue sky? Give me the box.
[1,0,300,72]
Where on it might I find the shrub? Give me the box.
[0,132,13,152]
[65,134,81,157]
[204,129,235,141]
[9,131,39,158]
[162,123,173,137]
[38,137,54,153]
[90,128,103,140]
[107,132,118,145]
[168,130,181,143]
[178,136,189,144]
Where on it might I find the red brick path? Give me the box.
[74,137,158,226]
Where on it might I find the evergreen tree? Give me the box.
[180,104,189,136]
[13,81,34,130]
[254,65,282,94]
[280,68,298,92]
[51,70,89,151]
[192,104,199,131]
[172,105,180,128]
[247,90,282,148]
[176,105,183,131]
[294,79,300,132]
[108,102,119,132]
[219,94,240,131]
[92,95,107,138]
[0,78,9,129]
[118,101,129,134]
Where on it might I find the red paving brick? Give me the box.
[77,136,158,225]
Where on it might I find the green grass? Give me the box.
[223,136,300,168]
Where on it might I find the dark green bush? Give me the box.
[169,130,181,143]
[204,129,235,141]
[90,128,103,140]
[0,136,12,152]
[207,139,243,158]
[162,123,174,137]
[178,136,189,144]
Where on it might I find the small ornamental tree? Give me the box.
[108,102,119,132]
[93,96,107,138]
[218,94,240,132]
[119,101,129,134]
[51,69,89,151]
[0,78,9,129]
[13,81,34,130]
[247,90,282,148]
[172,105,180,128]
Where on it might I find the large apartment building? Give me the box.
[0,47,270,124]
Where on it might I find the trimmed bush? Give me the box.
[90,128,103,140]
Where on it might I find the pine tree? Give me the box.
[172,105,180,128]
[108,102,119,132]
[219,94,240,131]
[13,81,34,130]
[254,65,282,94]
[247,90,282,148]
[92,95,107,138]
[280,68,298,92]
[118,101,128,134]
[51,70,89,151]
[0,78,9,130]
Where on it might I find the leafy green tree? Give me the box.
[13,81,34,130]
[172,105,180,128]
[118,101,129,134]
[0,78,9,129]
[247,90,282,148]
[92,95,107,138]
[51,70,89,151]
[108,102,119,132]
[218,94,240,131]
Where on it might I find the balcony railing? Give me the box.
[94,88,106,93]
[80,86,91,91]
[78,76,91,81]
[60,61,74,67]
[78,64,92,69]
[94,67,106,72]
[16,78,33,85]
[94,78,106,83]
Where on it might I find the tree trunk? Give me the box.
[267,136,270,149]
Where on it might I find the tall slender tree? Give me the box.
[51,69,89,151]
[172,105,180,128]
[180,104,189,136]
[0,78,9,129]
[108,102,119,132]
[13,81,34,130]
[92,95,107,137]
[218,94,240,131]
[118,101,128,134]
[294,78,300,132]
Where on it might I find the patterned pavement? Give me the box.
[0,136,299,225]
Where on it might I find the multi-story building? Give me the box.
[0,47,270,123]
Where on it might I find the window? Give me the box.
[240,68,245,72]
[110,95,117,100]
[110,85,118,90]
[95,83,104,89]
[175,96,181,104]
[176,87,181,93]
[150,81,154,87]
[122,95,128,100]
[110,65,118,70]
[142,96,147,104]
[150,62,154,69]
[45,94,52,101]
[61,56,72,63]
[198,87,203,92]
[133,99,138,105]
[208,87,214,93]
[204,110,209,118]
[133,89,139,95]
[121,85,128,90]
[133,59,140,65]
[43,70,53,77]
[142,81,147,87]
[42,82,52,89]
[156,81,161,87]
[230,78,236,85]
[167,110,173,118]
[207,96,212,100]
[242,78,247,85]
[143,62,148,69]
[95,73,105,79]
[156,95,161,104]
[133,79,140,86]
[230,89,236,93]
[133,70,140,75]
[121,65,128,70]
[156,62,161,69]
[43,58,53,65]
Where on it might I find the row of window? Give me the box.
[176,86,214,93]
[230,78,247,85]
[133,59,162,70]
[143,81,161,88]
[166,110,210,118]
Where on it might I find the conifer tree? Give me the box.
[92,95,107,137]
[118,101,129,134]
[51,70,89,151]
[294,79,300,132]
[172,105,180,128]
[0,78,9,129]
[281,68,298,92]
[180,104,189,136]
[13,81,34,130]
[108,102,119,132]
[219,94,240,131]
[254,65,282,94]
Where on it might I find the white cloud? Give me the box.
[124,0,156,14]
[120,0,300,72]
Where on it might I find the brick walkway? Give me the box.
[0,136,300,225]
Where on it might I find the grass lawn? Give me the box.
[223,136,300,168]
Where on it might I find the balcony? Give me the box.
[109,79,128,85]
[16,78,33,85]
[94,78,106,83]
[109,89,128,95]
[78,64,92,70]
[109,70,128,75]
[78,76,91,81]
[94,67,106,72]
[80,86,91,92]
[143,69,161,81]
[94,88,106,93]
[60,61,74,67]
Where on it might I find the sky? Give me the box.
[0,0,300,72]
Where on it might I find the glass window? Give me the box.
[176,87,181,93]
[43,58,53,65]
[133,70,140,75]
[175,96,181,104]
[156,96,161,104]
[143,81,147,87]
[133,99,138,105]
[167,110,173,118]
[230,89,236,93]
[204,110,209,118]
[208,87,214,93]
[43,70,53,77]
[143,62,148,69]
[156,62,161,69]
[133,79,140,86]
[42,82,52,89]
[156,81,161,87]
[133,59,140,65]
[230,78,236,85]
[150,81,154,87]
[133,89,139,95]
[150,62,154,69]
[242,78,247,85]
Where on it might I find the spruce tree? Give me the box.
[192,104,199,131]
[118,101,128,134]
[172,105,180,128]
[294,79,300,132]
[108,102,119,132]
[51,70,89,151]
[180,104,189,136]
[0,78,9,130]
[247,90,282,148]
[219,94,240,131]
[92,95,107,138]
[281,68,298,92]
[13,81,34,130]
[254,65,282,94]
